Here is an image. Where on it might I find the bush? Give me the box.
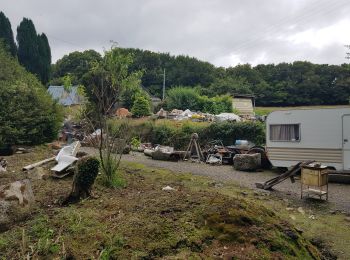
[129,119,265,149]
[0,44,63,146]
[131,94,151,117]
[166,86,232,114]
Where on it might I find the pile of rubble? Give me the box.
[156,108,246,122]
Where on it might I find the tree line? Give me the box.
[0,11,51,84]
[51,48,350,107]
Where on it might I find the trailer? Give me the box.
[266,108,350,172]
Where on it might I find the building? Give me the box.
[47,86,84,106]
[232,94,255,116]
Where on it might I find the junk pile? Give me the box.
[23,141,83,178]
[156,109,215,122]
[144,145,189,161]
[255,161,314,190]
[115,108,132,118]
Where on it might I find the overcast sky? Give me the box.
[2,0,350,67]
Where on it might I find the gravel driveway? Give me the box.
[82,148,350,213]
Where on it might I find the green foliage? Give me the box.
[130,119,265,149]
[130,136,141,148]
[51,50,102,85]
[76,157,100,190]
[0,11,17,57]
[37,33,51,84]
[0,45,63,146]
[166,87,232,114]
[17,17,51,84]
[131,94,152,117]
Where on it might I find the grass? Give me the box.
[0,159,322,259]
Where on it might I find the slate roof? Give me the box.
[47,86,84,106]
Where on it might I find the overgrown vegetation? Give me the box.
[0,44,62,147]
[166,86,232,114]
[128,119,265,149]
[81,47,138,187]
[0,162,320,259]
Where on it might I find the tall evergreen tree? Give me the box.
[37,33,51,83]
[0,11,17,56]
[17,18,40,78]
[17,18,51,84]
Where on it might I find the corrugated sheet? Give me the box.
[47,86,83,106]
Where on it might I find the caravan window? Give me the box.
[270,124,300,142]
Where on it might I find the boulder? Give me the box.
[233,153,261,171]
[0,179,35,231]
[0,158,7,172]
[28,167,49,180]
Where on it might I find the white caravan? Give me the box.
[266,108,350,172]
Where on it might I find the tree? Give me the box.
[0,11,16,56]
[0,44,63,147]
[51,50,102,85]
[17,18,52,84]
[131,94,151,117]
[37,33,51,83]
[17,18,40,76]
[82,47,142,187]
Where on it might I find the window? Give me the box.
[270,124,300,141]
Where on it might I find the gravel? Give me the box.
[82,148,350,213]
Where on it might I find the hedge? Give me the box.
[130,120,265,150]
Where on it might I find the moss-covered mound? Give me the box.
[0,162,320,259]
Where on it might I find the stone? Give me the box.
[162,186,176,191]
[27,167,49,180]
[0,179,35,231]
[297,207,305,215]
[233,153,261,171]
[344,217,350,222]
[0,158,7,172]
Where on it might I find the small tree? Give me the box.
[82,47,142,187]
[131,94,151,117]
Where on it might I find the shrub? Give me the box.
[129,119,265,149]
[131,94,151,117]
[166,86,232,114]
[76,157,100,190]
[0,44,63,146]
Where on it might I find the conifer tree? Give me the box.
[37,33,51,83]
[0,11,17,56]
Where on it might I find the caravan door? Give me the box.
[343,115,350,171]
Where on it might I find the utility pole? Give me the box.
[162,68,166,101]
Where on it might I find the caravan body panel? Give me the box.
[266,108,350,171]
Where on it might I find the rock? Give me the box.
[233,153,261,171]
[27,167,49,180]
[241,191,248,196]
[0,158,8,172]
[290,215,296,220]
[297,207,305,215]
[344,217,350,222]
[0,179,35,231]
[162,186,176,191]
[295,227,303,234]
[286,207,294,211]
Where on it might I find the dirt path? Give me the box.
[83,148,350,213]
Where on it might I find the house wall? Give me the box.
[232,98,254,116]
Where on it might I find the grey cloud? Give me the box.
[1,0,350,66]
